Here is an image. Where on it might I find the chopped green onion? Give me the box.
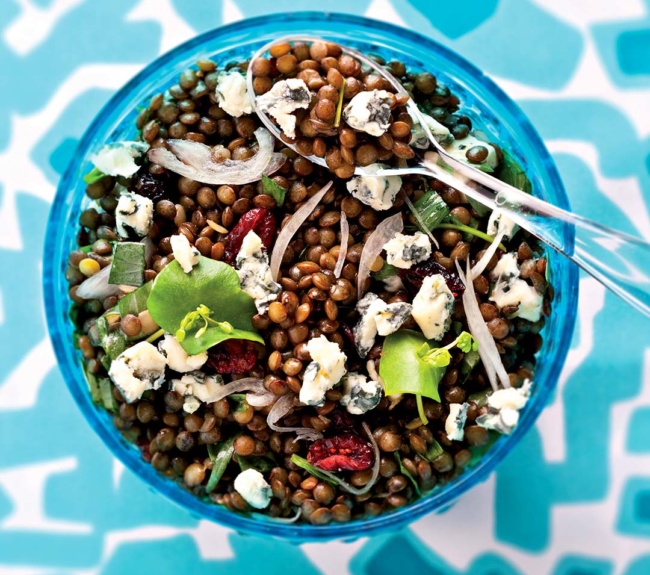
[98,377,118,413]
[437,223,506,251]
[206,436,238,493]
[412,189,449,231]
[83,166,106,185]
[290,455,338,487]
[394,453,421,496]
[423,439,444,462]
[334,78,346,128]
[145,328,165,344]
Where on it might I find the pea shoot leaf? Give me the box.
[261,175,285,207]
[379,330,445,402]
[146,257,263,355]
[108,242,145,287]
[118,281,152,316]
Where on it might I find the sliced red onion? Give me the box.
[76,265,121,300]
[333,211,348,278]
[402,193,439,248]
[357,213,403,299]
[471,225,507,280]
[456,260,510,390]
[148,127,285,186]
[246,390,276,407]
[269,181,334,281]
[267,393,323,441]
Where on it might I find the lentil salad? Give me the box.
[66,38,551,525]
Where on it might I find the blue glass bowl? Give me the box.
[43,12,578,541]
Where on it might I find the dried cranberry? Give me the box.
[308,433,374,471]
[131,172,171,202]
[224,208,276,263]
[137,437,152,462]
[327,409,355,434]
[206,339,258,374]
[399,258,465,298]
[339,322,357,353]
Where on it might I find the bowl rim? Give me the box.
[43,10,579,541]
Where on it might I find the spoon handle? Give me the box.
[414,158,650,318]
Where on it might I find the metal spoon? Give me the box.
[247,35,650,318]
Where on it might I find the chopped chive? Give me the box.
[334,78,346,128]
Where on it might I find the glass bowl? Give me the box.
[43,11,578,542]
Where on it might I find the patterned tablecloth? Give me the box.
[1,1,650,573]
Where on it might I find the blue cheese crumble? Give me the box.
[216,72,253,118]
[299,335,347,406]
[256,78,311,139]
[411,114,452,148]
[445,402,469,441]
[346,163,402,211]
[235,231,281,314]
[353,292,412,357]
[383,232,432,269]
[108,341,167,403]
[411,274,454,341]
[476,380,532,434]
[489,253,543,322]
[115,192,154,239]
[91,141,149,178]
[170,234,200,273]
[340,372,383,415]
[171,371,224,414]
[343,90,392,137]
[487,211,518,240]
[158,334,207,373]
[234,468,272,509]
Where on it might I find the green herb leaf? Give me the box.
[379,330,445,402]
[423,439,444,462]
[437,223,506,251]
[412,189,450,231]
[238,455,276,473]
[96,311,127,360]
[98,377,118,413]
[458,350,481,385]
[146,257,264,355]
[467,388,492,407]
[477,164,494,173]
[229,393,248,413]
[394,453,421,496]
[118,281,152,317]
[83,166,106,184]
[261,175,286,207]
[290,455,338,487]
[372,263,399,281]
[467,196,491,217]
[83,363,102,404]
[108,242,145,287]
[206,435,238,493]
[498,151,532,194]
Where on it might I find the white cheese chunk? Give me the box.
[170,234,200,273]
[340,372,383,415]
[444,134,498,170]
[91,141,149,178]
[300,335,347,406]
[235,231,281,314]
[487,211,518,240]
[108,341,167,403]
[382,275,405,293]
[346,163,402,211]
[411,114,452,148]
[412,274,454,340]
[489,252,543,322]
[383,232,432,269]
[171,371,224,413]
[343,90,392,137]
[476,380,532,434]
[256,79,310,139]
[215,72,253,118]
[353,292,412,357]
[115,192,154,239]
[445,402,469,441]
[234,468,272,509]
[158,334,207,373]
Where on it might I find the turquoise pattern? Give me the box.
[1,0,649,572]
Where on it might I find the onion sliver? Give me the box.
[246,390,276,407]
[267,393,323,441]
[456,260,510,390]
[333,211,349,278]
[76,265,121,300]
[357,213,403,299]
[207,378,268,404]
[148,127,285,185]
[471,224,506,280]
[269,181,334,281]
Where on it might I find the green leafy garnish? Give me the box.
[83,364,102,404]
[146,257,263,355]
[206,436,238,493]
[372,263,399,281]
[83,166,106,184]
[334,78,346,128]
[238,455,276,473]
[498,151,532,194]
[458,350,481,385]
[477,164,494,173]
[108,242,145,287]
[96,311,127,360]
[261,175,286,207]
[437,223,507,251]
[118,281,152,317]
[394,453,421,496]
[228,393,248,413]
[175,304,234,342]
[467,196,491,217]
[98,377,118,413]
[468,388,492,407]
[290,455,338,487]
[413,189,450,231]
[423,439,444,462]
[418,331,477,368]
